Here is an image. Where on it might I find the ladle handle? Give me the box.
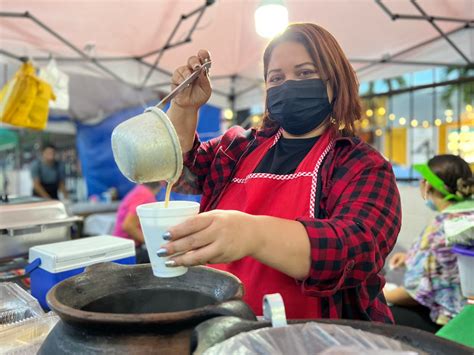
[156,60,212,108]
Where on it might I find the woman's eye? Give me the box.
[268,76,283,83]
[298,70,316,77]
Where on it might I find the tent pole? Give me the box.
[375,0,474,25]
[24,12,132,85]
[235,83,262,97]
[139,1,213,88]
[230,75,237,124]
[356,25,468,73]
[0,11,28,18]
[352,58,468,68]
[362,76,474,99]
[0,49,26,62]
[410,0,471,64]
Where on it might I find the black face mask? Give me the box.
[266,79,333,135]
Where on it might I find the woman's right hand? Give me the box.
[389,252,407,270]
[170,49,212,110]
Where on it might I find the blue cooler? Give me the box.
[27,235,136,309]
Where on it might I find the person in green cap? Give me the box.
[384,154,474,332]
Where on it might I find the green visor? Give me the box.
[413,164,463,202]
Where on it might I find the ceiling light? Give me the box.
[255,0,289,38]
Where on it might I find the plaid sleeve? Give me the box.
[297,147,401,297]
[172,133,222,194]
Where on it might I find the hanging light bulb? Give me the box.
[434,118,442,126]
[411,119,418,128]
[422,120,429,128]
[389,113,396,121]
[255,0,289,38]
[399,117,406,125]
[223,108,234,120]
[366,109,374,117]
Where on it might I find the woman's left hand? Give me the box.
[161,210,258,266]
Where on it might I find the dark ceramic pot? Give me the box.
[39,262,255,354]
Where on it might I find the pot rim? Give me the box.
[46,264,245,326]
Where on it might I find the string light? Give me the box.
[223,109,234,120]
[399,117,406,125]
[361,118,370,129]
[375,129,383,137]
[389,113,396,121]
[366,109,374,117]
[377,107,386,116]
[446,116,453,123]
[422,120,429,128]
[411,119,418,128]
[466,104,472,112]
[445,109,453,116]
[434,118,442,126]
[251,115,261,124]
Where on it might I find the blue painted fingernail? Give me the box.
[165,260,177,267]
[162,232,171,241]
[156,248,168,257]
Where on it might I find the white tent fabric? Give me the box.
[0,0,473,120]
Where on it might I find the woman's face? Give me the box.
[266,41,333,102]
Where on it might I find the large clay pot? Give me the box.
[39,263,255,354]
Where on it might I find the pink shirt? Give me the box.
[113,185,157,245]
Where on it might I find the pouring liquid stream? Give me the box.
[164,181,173,208]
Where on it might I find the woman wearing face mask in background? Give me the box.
[161,23,402,322]
[385,155,474,332]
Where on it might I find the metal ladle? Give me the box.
[111,61,212,184]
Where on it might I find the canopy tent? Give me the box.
[0,0,473,122]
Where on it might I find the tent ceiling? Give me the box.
[1,0,473,119]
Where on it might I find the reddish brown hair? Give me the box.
[262,23,361,136]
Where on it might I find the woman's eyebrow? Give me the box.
[267,68,283,76]
[294,62,317,68]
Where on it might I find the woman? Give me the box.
[113,182,163,263]
[385,155,474,332]
[160,23,401,321]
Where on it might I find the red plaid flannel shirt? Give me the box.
[174,125,401,322]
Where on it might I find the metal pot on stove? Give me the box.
[39,262,255,354]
